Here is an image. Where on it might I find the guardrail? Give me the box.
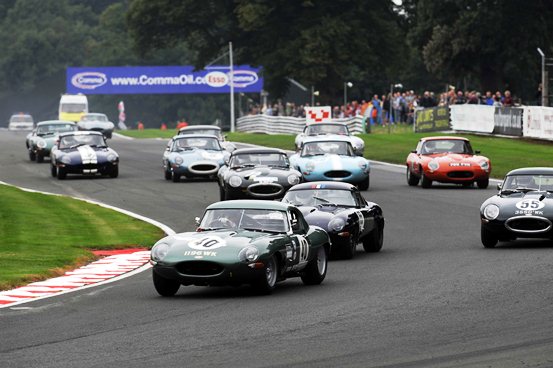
[236,115,366,135]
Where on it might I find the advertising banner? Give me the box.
[414,106,450,132]
[492,107,523,136]
[450,105,495,133]
[523,106,553,140]
[66,66,263,94]
[304,106,332,124]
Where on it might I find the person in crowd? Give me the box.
[484,91,494,105]
[454,90,466,104]
[382,94,390,124]
[493,94,503,107]
[419,91,435,108]
[467,91,479,104]
[503,90,514,107]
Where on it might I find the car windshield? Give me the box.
[82,114,108,122]
[502,174,553,192]
[37,124,76,135]
[180,128,221,138]
[59,134,106,149]
[283,189,356,207]
[199,208,289,233]
[10,115,33,123]
[230,153,289,167]
[306,124,348,136]
[421,139,473,154]
[173,137,221,151]
[301,141,353,156]
[61,103,87,113]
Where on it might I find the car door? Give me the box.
[354,189,375,237]
[285,208,311,272]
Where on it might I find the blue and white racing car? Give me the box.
[290,136,370,190]
[163,135,229,182]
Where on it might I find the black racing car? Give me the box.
[480,167,553,248]
[50,131,119,179]
[282,181,384,259]
[217,148,302,200]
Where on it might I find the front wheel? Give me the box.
[219,185,227,201]
[481,226,498,248]
[358,176,370,191]
[172,172,180,182]
[164,168,172,180]
[421,174,432,188]
[301,246,328,285]
[363,224,383,252]
[109,166,119,178]
[477,179,489,189]
[341,232,357,260]
[406,167,420,186]
[36,153,44,163]
[253,255,278,294]
[57,167,67,180]
[153,271,180,296]
[50,164,57,177]
[29,150,36,161]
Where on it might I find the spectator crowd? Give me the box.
[246,87,524,126]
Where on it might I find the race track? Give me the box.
[1,130,553,368]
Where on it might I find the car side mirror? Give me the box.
[475,150,481,154]
[496,183,502,191]
[195,217,201,226]
[410,150,417,154]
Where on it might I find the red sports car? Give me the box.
[405,136,491,188]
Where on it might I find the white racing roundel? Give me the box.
[188,236,227,250]
[515,199,545,211]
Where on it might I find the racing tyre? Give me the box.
[50,164,57,178]
[253,255,278,294]
[421,174,432,188]
[341,232,358,260]
[363,224,383,253]
[36,153,44,163]
[358,176,370,191]
[477,179,489,189]
[481,226,498,248]
[109,166,118,178]
[219,185,227,201]
[153,271,180,297]
[301,246,328,285]
[406,167,420,186]
[164,168,172,180]
[172,173,180,182]
[29,150,36,161]
[57,168,67,180]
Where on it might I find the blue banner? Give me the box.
[66,66,263,94]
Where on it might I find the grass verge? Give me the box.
[0,184,164,290]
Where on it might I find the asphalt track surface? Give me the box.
[1,130,553,368]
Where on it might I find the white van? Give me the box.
[59,94,88,122]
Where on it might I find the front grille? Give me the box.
[506,217,552,233]
[191,164,217,172]
[248,184,284,197]
[176,261,224,276]
[325,170,351,178]
[447,171,473,178]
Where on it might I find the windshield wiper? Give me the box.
[303,153,325,157]
[269,164,289,168]
[501,187,538,194]
[69,143,86,149]
[313,196,338,206]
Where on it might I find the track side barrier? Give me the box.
[236,115,365,135]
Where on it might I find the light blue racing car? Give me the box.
[163,135,230,182]
[290,136,370,190]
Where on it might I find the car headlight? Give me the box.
[483,204,500,220]
[428,160,439,171]
[151,243,170,262]
[239,246,259,262]
[305,161,315,173]
[60,155,72,164]
[36,138,47,148]
[174,156,184,165]
[229,175,242,187]
[107,153,118,162]
[108,122,115,129]
[479,160,489,171]
[287,174,300,185]
[328,217,346,232]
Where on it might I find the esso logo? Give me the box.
[515,199,545,211]
[71,72,107,90]
[205,72,229,88]
[188,236,226,250]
